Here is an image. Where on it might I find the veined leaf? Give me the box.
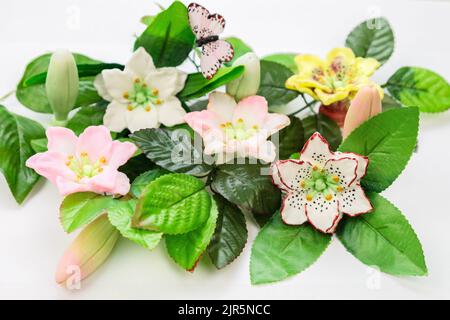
[130,168,170,198]
[263,53,297,73]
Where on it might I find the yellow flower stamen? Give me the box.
[99,156,107,164]
[145,106,151,112]
[325,194,333,201]
[332,175,340,183]
[123,92,129,99]
[306,194,313,202]
[152,89,159,96]
[127,105,133,111]
[336,186,344,192]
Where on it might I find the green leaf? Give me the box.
[212,163,281,215]
[16,53,103,113]
[134,174,211,234]
[60,192,114,233]
[30,138,47,153]
[382,93,403,111]
[130,168,170,198]
[337,192,427,276]
[225,37,253,65]
[250,213,331,285]
[130,127,211,176]
[140,15,155,26]
[118,154,155,182]
[277,116,304,159]
[302,113,342,151]
[385,67,450,113]
[345,17,394,65]
[262,53,297,73]
[166,197,218,270]
[207,194,248,269]
[108,199,163,250]
[257,60,299,106]
[66,102,107,135]
[178,66,245,101]
[338,107,419,192]
[0,105,45,203]
[134,1,195,67]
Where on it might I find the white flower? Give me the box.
[271,132,373,233]
[94,47,188,133]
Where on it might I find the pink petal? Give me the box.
[323,157,358,187]
[56,176,93,196]
[240,139,276,163]
[76,126,113,163]
[305,193,342,233]
[46,127,77,155]
[232,96,268,127]
[273,160,312,191]
[262,113,291,137]
[108,141,137,168]
[87,166,119,194]
[111,172,131,196]
[280,192,308,225]
[207,92,236,122]
[26,152,76,184]
[184,110,221,136]
[300,132,334,166]
[338,184,373,216]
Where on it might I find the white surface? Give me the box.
[1,0,450,300]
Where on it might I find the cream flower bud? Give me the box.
[226,52,261,101]
[46,50,79,124]
[55,215,120,288]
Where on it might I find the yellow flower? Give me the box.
[286,48,383,105]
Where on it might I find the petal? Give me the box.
[76,126,113,163]
[326,48,356,67]
[55,176,93,196]
[111,172,131,196]
[184,110,221,135]
[102,69,134,103]
[315,88,350,105]
[93,74,113,101]
[26,152,76,184]
[334,152,369,182]
[262,113,291,137]
[323,157,358,187]
[207,92,237,122]
[88,166,118,193]
[232,96,268,127]
[46,127,77,155]
[342,86,376,138]
[125,47,156,78]
[338,184,373,216]
[273,160,312,191]
[300,132,334,166]
[126,106,159,133]
[280,192,308,225]
[145,68,187,99]
[355,57,380,77]
[305,193,342,233]
[157,98,187,127]
[108,140,137,168]
[103,102,129,133]
[294,54,326,78]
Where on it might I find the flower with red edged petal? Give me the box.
[270,132,372,233]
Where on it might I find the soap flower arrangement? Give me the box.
[0,1,448,287]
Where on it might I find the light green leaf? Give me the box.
[385,67,450,113]
[263,53,297,73]
[30,138,48,153]
[338,107,419,192]
[225,37,253,65]
[345,17,394,65]
[108,199,162,250]
[277,116,304,159]
[130,168,169,198]
[134,174,211,234]
[134,1,195,67]
[302,113,342,151]
[207,194,248,269]
[60,192,114,233]
[250,213,331,285]
[166,197,218,270]
[337,192,427,276]
[0,105,45,203]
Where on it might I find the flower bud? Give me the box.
[343,86,382,138]
[226,52,261,101]
[46,50,79,125]
[55,215,119,288]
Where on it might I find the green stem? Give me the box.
[188,51,201,72]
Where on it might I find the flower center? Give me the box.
[123,78,162,112]
[220,118,259,141]
[300,165,343,201]
[65,153,106,180]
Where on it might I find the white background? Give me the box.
[0,0,449,299]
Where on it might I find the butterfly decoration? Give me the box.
[188,3,234,79]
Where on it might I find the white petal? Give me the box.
[338,184,373,216]
[323,157,358,187]
[280,192,308,225]
[145,68,187,99]
[103,102,129,133]
[335,151,369,182]
[93,74,113,101]
[102,69,134,103]
[300,132,334,166]
[157,98,187,127]
[126,107,159,133]
[239,139,276,163]
[305,193,342,233]
[207,92,237,122]
[125,47,156,78]
[273,160,312,191]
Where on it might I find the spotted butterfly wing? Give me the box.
[188,3,234,79]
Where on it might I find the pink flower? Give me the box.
[26,125,137,196]
[271,132,372,233]
[184,92,290,163]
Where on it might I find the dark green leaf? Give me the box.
[302,113,342,151]
[382,93,403,111]
[207,194,248,269]
[130,168,170,198]
[337,192,427,276]
[134,1,195,67]
[118,154,155,182]
[66,102,107,135]
[345,17,394,65]
[276,116,304,159]
[257,60,299,106]
[338,107,419,192]
[262,53,297,73]
[250,213,331,284]
[188,99,208,111]
[0,105,45,203]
